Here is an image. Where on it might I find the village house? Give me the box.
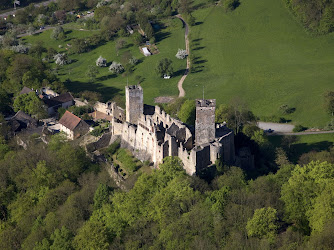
[43,93,74,116]
[58,111,90,140]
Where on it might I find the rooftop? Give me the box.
[196,99,216,108]
[59,111,82,131]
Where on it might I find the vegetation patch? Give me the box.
[185,0,334,127]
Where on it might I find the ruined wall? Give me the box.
[218,131,235,165]
[195,99,216,145]
[178,144,196,175]
[126,85,143,124]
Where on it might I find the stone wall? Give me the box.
[195,99,216,145]
[125,85,143,124]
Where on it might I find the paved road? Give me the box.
[0,0,57,18]
[258,121,334,136]
[257,122,295,133]
[270,130,334,136]
[176,15,189,98]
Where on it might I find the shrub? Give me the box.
[109,61,124,74]
[279,104,295,114]
[224,0,240,11]
[91,126,104,137]
[293,125,307,132]
[50,26,65,40]
[11,44,29,54]
[129,56,138,65]
[116,148,138,173]
[54,53,71,65]
[96,56,107,67]
[175,48,187,59]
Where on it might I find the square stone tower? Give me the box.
[195,99,216,145]
[125,85,143,125]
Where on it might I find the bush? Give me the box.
[116,148,138,173]
[109,61,124,74]
[90,126,104,137]
[50,26,65,40]
[224,0,240,11]
[96,56,107,67]
[54,53,71,65]
[175,49,187,59]
[293,125,307,132]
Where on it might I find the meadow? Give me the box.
[23,17,186,105]
[185,0,334,127]
[269,133,334,163]
[22,0,334,128]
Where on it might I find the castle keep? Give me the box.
[110,85,235,175]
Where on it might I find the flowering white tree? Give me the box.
[109,61,124,74]
[129,56,138,65]
[11,44,29,54]
[54,53,71,66]
[175,48,187,59]
[96,56,107,67]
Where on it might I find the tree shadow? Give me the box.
[64,80,122,103]
[193,46,205,51]
[192,38,203,42]
[65,30,72,35]
[192,2,207,10]
[289,141,333,163]
[195,22,203,26]
[155,31,171,43]
[173,69,186,77]
[95,74,117,81]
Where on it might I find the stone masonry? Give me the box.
[109,85,235,175]
[126,85,143,125]
[195,99,216,145]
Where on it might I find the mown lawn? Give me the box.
[23,17,186,105]
[185,0,334,127]
[268,133,334,162]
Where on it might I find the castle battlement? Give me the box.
[110,85,235,175]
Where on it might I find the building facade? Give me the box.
[110,85,235,175]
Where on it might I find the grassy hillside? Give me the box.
[23,18,186,105]
[185,0,334,127]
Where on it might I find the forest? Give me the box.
[0,131,334,249]
[285,0,334,34]
[0,0,334,249]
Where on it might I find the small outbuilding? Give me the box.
[142,47,151,56]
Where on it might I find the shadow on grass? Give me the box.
[192,2,207,10]
[155,31,171,43]
[64,80,121,102]
[65,30,72,35]
[195,22,204,26]
[173,69,186,77]
[96,74,117,81]
[289,141,333,163]
[193,46,205,51]
[192,38,203,42]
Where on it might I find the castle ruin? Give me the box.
[110,85,235,175]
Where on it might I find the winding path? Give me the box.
[176,15,189,98]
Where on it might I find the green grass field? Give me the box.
[269,133,334,162]
[23,18,186,105]
[185,0,334,127]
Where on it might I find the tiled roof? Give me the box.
[19,86,33,95]
[59,111,82,131]
[43,93,73,108]
[52,93,73,103]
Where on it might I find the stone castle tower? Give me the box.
[195,99,216,145]
[125,85,143,124]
